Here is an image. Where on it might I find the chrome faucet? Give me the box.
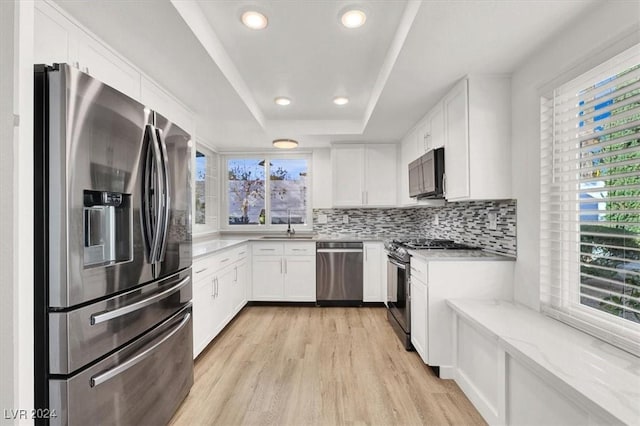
[287,209,295,236]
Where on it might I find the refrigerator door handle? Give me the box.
[90,312,191,387]
[155,127,171,262]
[90,276,190,325]
[142,124,164,264]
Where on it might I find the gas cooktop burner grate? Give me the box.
[392,238,480,250]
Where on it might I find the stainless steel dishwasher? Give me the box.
[316,241,363,306]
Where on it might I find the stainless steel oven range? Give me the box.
[384,239,480,350]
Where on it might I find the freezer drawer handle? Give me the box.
[90,276,190,325]
[316,249,363,253]
[90,312,191,387]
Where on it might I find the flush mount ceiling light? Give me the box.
[333,96,349,106]
[341,9,366,29]
[241,11,268,30]
[273,139,299,149]
[274,97,291,106]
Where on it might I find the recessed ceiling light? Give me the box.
[333,96,349,106]
[273,139,298,149]
[341,10,366,29]
[274,97,291,106]
[241,11,268,30]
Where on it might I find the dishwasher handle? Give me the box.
[317,248,363,253]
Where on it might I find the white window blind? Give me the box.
[540,44,640,356]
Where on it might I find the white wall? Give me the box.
[511,1,640,309]
[1,1,34,425]
[0,1,17,421]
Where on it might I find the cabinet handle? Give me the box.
[238,251,246,255]
[73,61,79,69]
[260,248,276,251]
[234,266,238,282]
[291,248,305,252]
[442,173,447,197]
[220,257,230,263]
[280,258,283,274]
[284,259,287,274]
[366,191,368,205]
[195,268,207,274]
[365,248,368,262]
[211,277,215,297]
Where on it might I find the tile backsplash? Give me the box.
[313,200,517,256]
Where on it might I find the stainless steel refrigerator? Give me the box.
[34,64,193,426]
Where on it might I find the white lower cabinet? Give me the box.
[363,242,386,302]
[410,276,427,361]
[251,242,316,301]
[409,256,513,374]
[192,244,248,358]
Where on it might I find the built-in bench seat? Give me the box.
[446,299,640,426]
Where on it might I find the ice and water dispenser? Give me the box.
[83,190,133,267]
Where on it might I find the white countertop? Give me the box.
[447,299,640,425]
[408,249,515,261]
[192,239,248,258]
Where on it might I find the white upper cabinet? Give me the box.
[417,102,445,156]
[397,132,418,207]
[332,144,396,207]
[442,79,470,200]
[34,4,78,65]
[141,77,194,136]
[77,35,141,100]
[443,76,511,201]
[332,145,365,207]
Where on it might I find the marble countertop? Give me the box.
[447,299,640,425]
[408,249,515,261]
[192,239,248,259]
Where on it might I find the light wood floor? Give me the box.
[170,306,486,426]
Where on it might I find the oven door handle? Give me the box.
[388,259,407,270]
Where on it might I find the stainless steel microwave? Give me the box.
[408,147,445,199]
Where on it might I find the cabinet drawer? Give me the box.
[284,242,316,256]
[193,258,211,277]
[228,245,248,262]
[410,257,428,283]
[252,242,284,256]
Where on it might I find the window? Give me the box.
[540,44,640,355]
[224,155,311,229]
[193,144,218,234]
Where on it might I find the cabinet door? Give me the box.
[417,120,430,155]
[365,145,397,206]
[332,145,365,207]
[193,272,214,358]
[398,133,418,206]
[429,104,445,150]
[252,256,284,300]
[363,243,383,302]
[34,4,76,65]
[212,266,235,336]
[77,35,141,100]
[232,260,248,314]
[410,278,428,363]
[283,256,316,301]
[443,79,470,200]
[141,77,194,137]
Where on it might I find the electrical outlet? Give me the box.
[318,214,328,224]
[433,214,439,225]
[342,215,349,224]
[488,212,497,230]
